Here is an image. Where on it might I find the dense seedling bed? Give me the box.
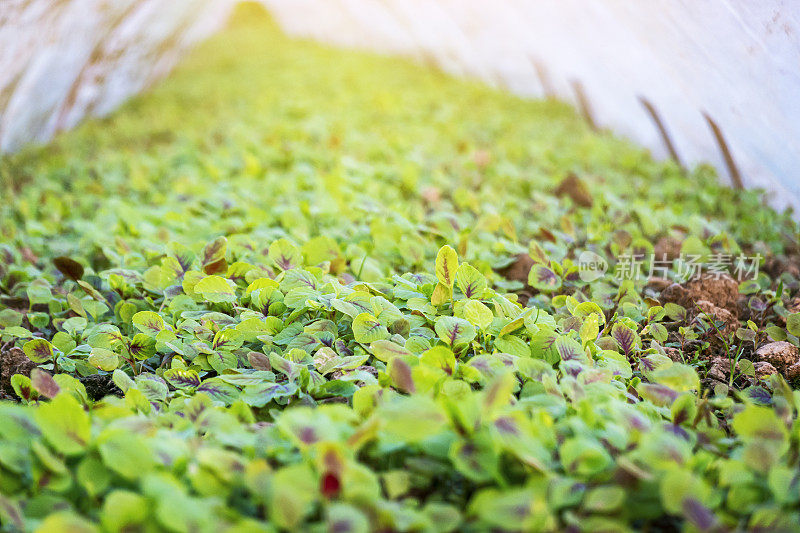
[2,5,800,532]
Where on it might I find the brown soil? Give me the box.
[554,173,593,208]
[753,361,779,379]
[763,255,800,279]
[661,273,740,318]
[496,253,534,285]
[0,343,37,399]
[79,374,123,401]
[755,341,799,372]
[663,347,683,363]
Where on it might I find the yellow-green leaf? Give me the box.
[435,245,458,288]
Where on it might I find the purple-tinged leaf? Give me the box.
[164,369,201,389]
[554,336,584,361]
[30,369,60,399]
[742,386,772,405]
[612,324,639,355]
[197,378,238,404]
[434,316,476,347]
[528,264,561,292]
[388,357,415,393]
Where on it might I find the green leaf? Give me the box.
[201,236,228,274]
[528,264,561,292]
[434,316,476,347]
[194,275,237,303]
[101,491,148,533]
[270,464,317,529]
[377,396,446,443]
[197,378,239,404]
[135,374,168,402]
[98,429,155,480]
[89,348,119,371]
[35,393,91,455]
[269,238,302,271]
[560,437,612,477]
[1,326,32,339]
[494,335,531,358]
[455,263,486,298]
[554,336,585,362]
[11,374,36,402]
[131,311,165,337]
[369,340,413,362]
[27,280,52,306]
[112,369,135,393]
[579,314,599,345]
[435,245,458,288]
[0,309,23,328]
[787,313,800,337]
[431,282,452,306]
[352,313,389,343]
[23,338,54,363]
[463,300,494,331]
[573,301,606,325]
[163,369,201,389]
[420,346,457,376]
[208,350,238,374]
[650,363,699,392]
[35,512,98,533]
[52,331,77,354]
[611,323,640,355]
[212,328,244,351]
[128,334,156,360]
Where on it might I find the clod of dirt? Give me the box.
[755,341,800,373]
[753,361,778,379]
[764,255,800,279]
[554,173,593,208]
[0,345,37,399]
[707,356,736,382]
[706,358,779,385]
[661,274,740,317]
[663,347,683,362]
[496,253,534,285]
[495,253,535,305]
[79,374,123,401]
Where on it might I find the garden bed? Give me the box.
[0,5,799,532]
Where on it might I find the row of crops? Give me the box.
[1,5,799,532]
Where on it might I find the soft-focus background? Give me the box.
[2,0,798,212]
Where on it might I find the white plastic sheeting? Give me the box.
[263,0,800,213]
[0,0,233,152]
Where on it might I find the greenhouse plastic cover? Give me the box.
[1,0,799,214]
[0,0,233,152]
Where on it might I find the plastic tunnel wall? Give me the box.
[0,0,234,153]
